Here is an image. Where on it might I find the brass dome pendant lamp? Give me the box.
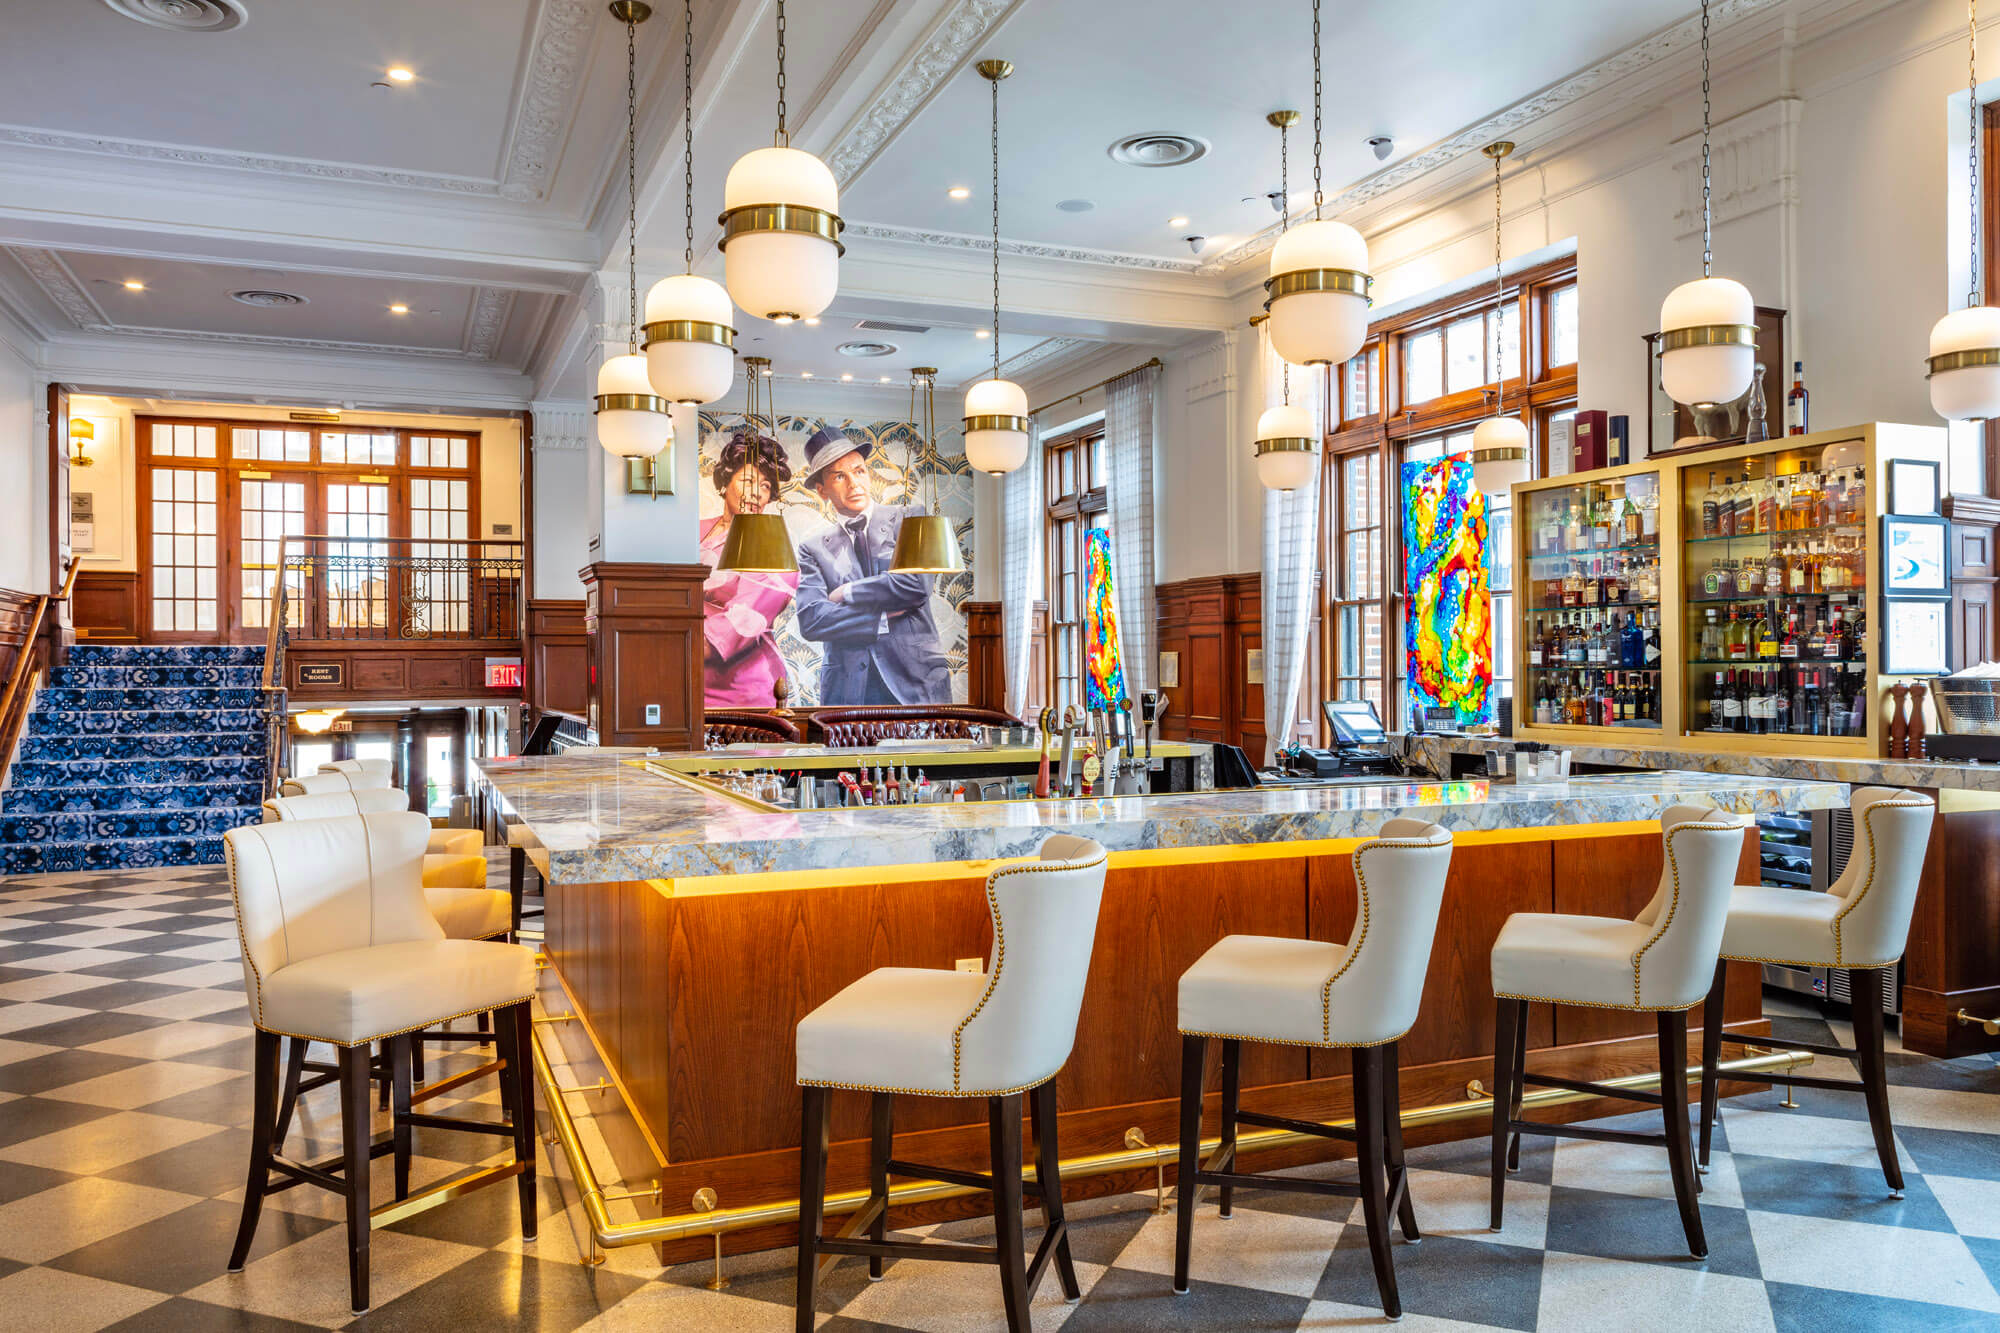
[890,367,966,574]
[1470,140,1530,494]
[1254,109,1318,493]
[595,1,675,458]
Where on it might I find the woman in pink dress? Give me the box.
[700,428,800,707]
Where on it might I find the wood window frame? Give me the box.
[134,414,480,643]
[1042,422,1108,713]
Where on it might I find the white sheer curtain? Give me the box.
[1260,325,1326,764]
[1106,366,1158,700]
[1000,416,1044,720]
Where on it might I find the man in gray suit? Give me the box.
[794,425,952,705]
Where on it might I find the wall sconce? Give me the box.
[294,708,345,735]
[623,453,676,498]
[67,418,94,468]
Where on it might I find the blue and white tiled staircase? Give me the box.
[0,644,276,875]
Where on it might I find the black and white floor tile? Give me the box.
[2,864,1999,1330]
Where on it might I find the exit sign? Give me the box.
[485,657,524,690]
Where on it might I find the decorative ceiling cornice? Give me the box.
[1198,0,1789,275]
[0,126,498,195]
[824,0,1018,188]
[65,325,482,358]
[529,400,593,450]
[11,247,106,329]
[498,0,596,201]
[465,288,515,359]
[844,221,1201,274]
[952,335,1091,391]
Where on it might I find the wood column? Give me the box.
[580,561,706,749]
[964,601,1003,712]
[1944,494,1999,672]
[1154,574,1261,752]
[526,598,588,718]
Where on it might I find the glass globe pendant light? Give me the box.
[1255,110,1318,493]
[719,0,843,323]
[890,368,967,573]
[962,59,1030,477]
[715,356,799,573]
[1471,140,1530,494]
[1658,0,1757,407]
[596,2,674,459]
[1264,0,1372,368]
[643,0,736,406]
[1930,0,2000,420]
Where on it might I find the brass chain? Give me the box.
[1311,0,1324,217]
[1279,117,1291,405]
[1700,0,1712,279]
[1973,0,1982,306]
[625,8,639,353]
[1492,148,1504,387]
[991,70,1001,381]
[775,0,788,143]
[684,0,695,273]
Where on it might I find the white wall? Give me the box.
[0,316,39,593]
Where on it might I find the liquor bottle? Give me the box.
[1757,475,1781,534]
[1645,610,1663,668]
[1757,612,1779,660]
[1786,360,1810,435]
[1735,473,1757,535]
[1565,618,1586,665]
[1699,607,1721,660]
[1779,613,1800,660]
[1621,494,1643,545]
[1791,668,1809,734]
[1764,544,1786,598]
[1702,471,1721,537]
[1818,614,1842,660]
[1786,472,1814,532]
[1717,477,1737,537]
[1745,362,1772,445]
[1622,613,1644,667]
[1717,670,1741,731]
[1736,670,1754,734]
[1772,668,1792,734]
[1725,608,1751,661]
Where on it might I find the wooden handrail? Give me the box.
[262,534,289,691]
[0,557,82,786]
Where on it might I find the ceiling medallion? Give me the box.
[836,340,898,358]
[1107,133,1209,168]
[103,0,248,33]
[229,289,306,307]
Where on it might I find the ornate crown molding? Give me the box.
[11,247,106,329]
[530,400,594,450]
[465,288,515,359]
[499,0,596,202]
[69,325,481,358]
[844,220,1201,274]
[824,0,1017,187]
[0,126,498,195]
[953,335,1092,391]
[1669,98,1800,238]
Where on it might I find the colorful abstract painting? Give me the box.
[1402,454,1493,726]
[1083,526,1128,711]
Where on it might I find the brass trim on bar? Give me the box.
[718,202,847,256]
[1928,347,2000,377]
[529,1017,1808,1255]
[963,414,1031,434]
[1956,1007,2000,1036]
[594,392,671,415]
[369,1160,526,1230]
[1254,437,1316,455]
[1659,323,1758,354]
[1263,267,1373,304]
[642,319,736,349]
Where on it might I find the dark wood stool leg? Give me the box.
[1031,1078,1081,1301]
[1850,967,1905,1195]
[1698,959,1727,1169]
[1173,1034,1205,1294]
[376,1041,390,1112]
[390,1035,413,1201]
[273,1036,308,1146]
[989,1093,1031,1333]
[1382,1040,1420,1243]
[1352,1045,1401,1320]
[1491,998,1521,1231]
[338,1042,375,1315]
[509,845,526,935]
[1506,999,1528,1171]
[475,1009,492,1049]
[1217,1039,1240,1219]
[867,1092,892,1280]
[795,1086,829,1333]
[498,1001,538,1237]
[1657,1011,1707,1259]
[228,1030,280,1272]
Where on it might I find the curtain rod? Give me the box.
[1031,356,1163,418]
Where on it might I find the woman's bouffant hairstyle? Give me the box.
[711,427,793,495]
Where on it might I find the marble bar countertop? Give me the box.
[653,740,1207,774]
[1399,732,2000,793]
[475,751,1845,885]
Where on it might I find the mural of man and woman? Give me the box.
[697,414,968,708]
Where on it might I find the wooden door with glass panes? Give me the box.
[142,422,222,639]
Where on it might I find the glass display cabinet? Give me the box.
[1512,460,1680,739]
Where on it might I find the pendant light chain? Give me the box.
[991,70,1002,382]
[1700,0,1712,279]
[774,0,788,144]
[683,0,695,273]
[1311,0,1324,217]
[1279,118,1291,405]
[1492,148,1504,388]
[1972,0,1983,307]
[625,9,640,353]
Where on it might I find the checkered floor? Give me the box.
[3,867,2000,1331]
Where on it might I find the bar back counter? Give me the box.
[478,747,1844,1264]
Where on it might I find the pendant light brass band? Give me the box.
[1658,323,1758,353]
[963,414,1031,434]
[1471,446,1528,465]
[1927,346,2000,376]
[595,393,671,415]
[717,203,847,255]
[1254,437,1316,455]
[640,319,736,349]
[1263,267,1373,304]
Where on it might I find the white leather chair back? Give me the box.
[224,812,442,1027]
[954,834,1108,1094]
[321,758,393,781]
[1632,804,1751,1009]
[1325,818,1454,1046]
[262,789,407,824]
[280,770,391,797]
[1829,787,1935,967]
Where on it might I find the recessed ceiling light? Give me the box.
[1169,216,1189,228]
[879,375,891,383]
[389,303,409,314]
[948,186,971,200]
[801,371,814,378]
[1056,198,1096,213]
[975,329,990,339]
[122,280,145,291]
[804,316,821,326]
[840,373,853,381]
[386,67,415,83]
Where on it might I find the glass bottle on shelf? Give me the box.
[1640,487,1660,541]
[1741,554,1764,598]
[1726,608,1751,661]
[1645,609,1663,667]
[1717,476,1736,537]
[1735,472,1758,535]
[1702,471,1721,537]
[1745,363,1772,445]
[1786,472,1813,531]
[1621,493,1643,545]
[1764,543,1786,598]
[1756,612,1779,659]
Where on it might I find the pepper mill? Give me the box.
[1889,682,1910,760]
[1908,682,1928,761]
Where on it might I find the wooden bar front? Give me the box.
[542,823,1768,1263]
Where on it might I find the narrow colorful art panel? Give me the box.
[1402,454,1493,726]
[1083,526,1128,710]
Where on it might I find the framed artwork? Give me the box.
[1882,598,1950,675]
[1888,459,1941,516]
[1881,515,1949,597]
[1402,453,1493,727]
[1081,527,1128,710]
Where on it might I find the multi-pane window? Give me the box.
[149,468,218,633]
[1044,425,1107,714]
[239,477,306,631]
[152,423,217,459]
[1330,448,1386,719]
[324,482,391,630]
[321,432,399,467]
[410,434,471,469]
[410,476,472,634]
[231,428,310,463]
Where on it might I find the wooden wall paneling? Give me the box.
[1153,585,1190,740]
[581,561,706,749]
[963,600,1004,713]
[1947,500,1999,671]
[73,572,141,640]
[527,598,589,717]
[1228,574,1265,761]
[1901,804,2000,1057]
[1154,574,1264,753]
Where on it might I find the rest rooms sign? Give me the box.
[296,663,342,686]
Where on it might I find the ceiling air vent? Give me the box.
[1107,133,1210,168]
[103,0,248,33]
[230,289,307,308]
[855,319,931,335]
[836,341,898,359]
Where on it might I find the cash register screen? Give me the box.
[1323,699,1387,748]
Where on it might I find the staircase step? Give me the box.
[0,835,232,875]
[29,708,266,736]
[16,732,267,762]
[67,644,265,667]
[0,806,262,844]
[35,687,272,712]
[49,664,265,689]
[2,781,265,813]
[7,755,267,789]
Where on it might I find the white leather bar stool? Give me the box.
[264,789,486,865]
[222,812,538,1316]
[282,769,395,796]
[1697,787,1936,1192]
[793,836,1109,1333]
[1488,805,1748,1259]
[1173,819,1453,1321]
[506,823,545,938]
[320,758,394,782]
